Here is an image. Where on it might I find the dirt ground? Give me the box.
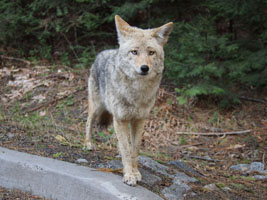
[0,58,266,199]
[0,186,46,200]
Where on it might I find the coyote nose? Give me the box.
[140,65,149,74]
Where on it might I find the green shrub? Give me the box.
[0,0,266,107]
[164,0,266,107]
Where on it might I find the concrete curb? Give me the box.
[0,147,162,200]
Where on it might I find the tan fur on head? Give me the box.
[115,15,132,35]
[115,15,136,44]
[152,22,174,46]
[115,15,173,46]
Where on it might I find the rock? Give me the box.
[252,175,267,180]
[143,132,150,139]
[7,133,15,139]
[106,159,162,186]
[230,164,250,172]
[203,155,212,161]
[188,192,196,197]
[107,160,123,169]
[70,109,81,118]
[222,187,232,191]
[203,183,218,191]
[230,162,266,174]
[161,179,191,200]
[139,168,162,186]
[96,160,122,169]
[96,163,106,168]
[169,160,201,177]
[182,192,196,199]
[174,172,198,183]
[115,155,122,159]
[249,162,264,172]
[138,156,170,177]
[75,158,88,164]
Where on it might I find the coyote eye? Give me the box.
[131,50,138,55]
[149,51,155,56]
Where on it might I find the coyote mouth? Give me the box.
[139,72,148,76]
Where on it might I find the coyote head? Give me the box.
[115,15,173,79]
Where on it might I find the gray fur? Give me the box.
[85,15,173,186]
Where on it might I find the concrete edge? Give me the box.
[0,147,162,200]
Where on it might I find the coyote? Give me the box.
[85,15,173,186]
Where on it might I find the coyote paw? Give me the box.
[133,170,142,182]
[123,173,137,186]
[83,142,96,151]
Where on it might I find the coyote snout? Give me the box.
[85,15,173,186]
[140,65,149,75]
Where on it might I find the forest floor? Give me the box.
[0,186,46,200]
[0,57,266,200]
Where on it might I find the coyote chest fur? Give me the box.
[85,15,173,186]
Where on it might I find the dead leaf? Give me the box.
[143,132,150,139]
[188,146,199,151]
[96,168,123,173]
[0,67,11,78]
[226,144,245,150]
[42,80,52,87]
[55,135,69,145]
[171,141,179,146]
[39,110,46,116]
[63,72,74,81]
[3,66,53,102]
[32,94,46,103]
[57,90,71,97]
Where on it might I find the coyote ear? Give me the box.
[115,15,134,43]
[152,22,174,46]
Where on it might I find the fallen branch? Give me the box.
[177,130,251,136]
[240,96,266,104]
[24,85,86,114]
[0,55,31,67]
[92,168,123,173]
[185,155,222,162]
[24,94,70,114]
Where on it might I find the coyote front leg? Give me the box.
[113,119,137,186]
[130,119,145,182]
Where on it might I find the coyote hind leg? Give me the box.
[85,98,103,150]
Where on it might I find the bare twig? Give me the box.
[171,142,204,148]
[24,94,70,114]
[24,85,86,114]
[50,113,65,135]
[39,72,75,82]
[177,130,251,136]
[60,32,80,62]
[159,88,177,98]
